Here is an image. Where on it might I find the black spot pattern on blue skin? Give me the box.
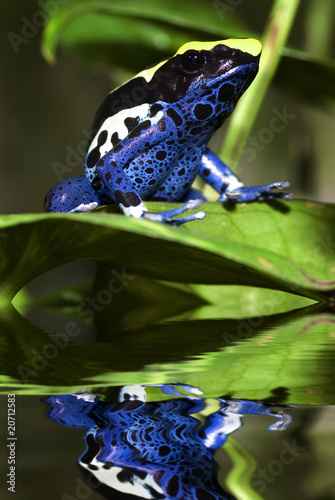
[113,144,123,154]
[157,117,166,132]
[114,190,141,207]
[158,445,170,457]
[218,83,235,102]
[155,151,167,161]
[166,475,180,496]
[167,108,183,126]
[194,103,213,120]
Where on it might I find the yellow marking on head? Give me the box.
[176,38,262,57]
[136,60,168,83]
[133,38,262,83]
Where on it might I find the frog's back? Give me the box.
[84,62,172,177]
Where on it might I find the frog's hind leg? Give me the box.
[44,175,101,213]
[199,149,292,203]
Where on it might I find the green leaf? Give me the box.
[1,303,334,405]
[41,0,251,64]
[0,200,334,304]
[41,0,335,114]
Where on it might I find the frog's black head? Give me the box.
[162,39,262,125]
[91,39,261,133]
[179,39,261,97]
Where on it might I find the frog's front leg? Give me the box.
[199,149,292,203]
[95,117,205,225]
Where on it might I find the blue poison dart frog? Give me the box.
[44,39,291,225]
[44,384,292,500]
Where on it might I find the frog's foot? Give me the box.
[218,181,292,203]
[267,410,292,431]
[69,202,99,213]
[142,200,206,226]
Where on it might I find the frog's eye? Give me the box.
[181,50,205,71]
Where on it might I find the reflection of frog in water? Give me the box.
[44,384,291,500]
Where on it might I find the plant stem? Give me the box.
[219,0,301,169]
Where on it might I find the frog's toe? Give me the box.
[69,202,99,213]
[142,200,206,226]
[219,181,292,203]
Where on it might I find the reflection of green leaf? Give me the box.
[191,285,314,319]
[1,304,334,405]
[19,277,206,330]
[1,200,335,303]
[92,272,207,332]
